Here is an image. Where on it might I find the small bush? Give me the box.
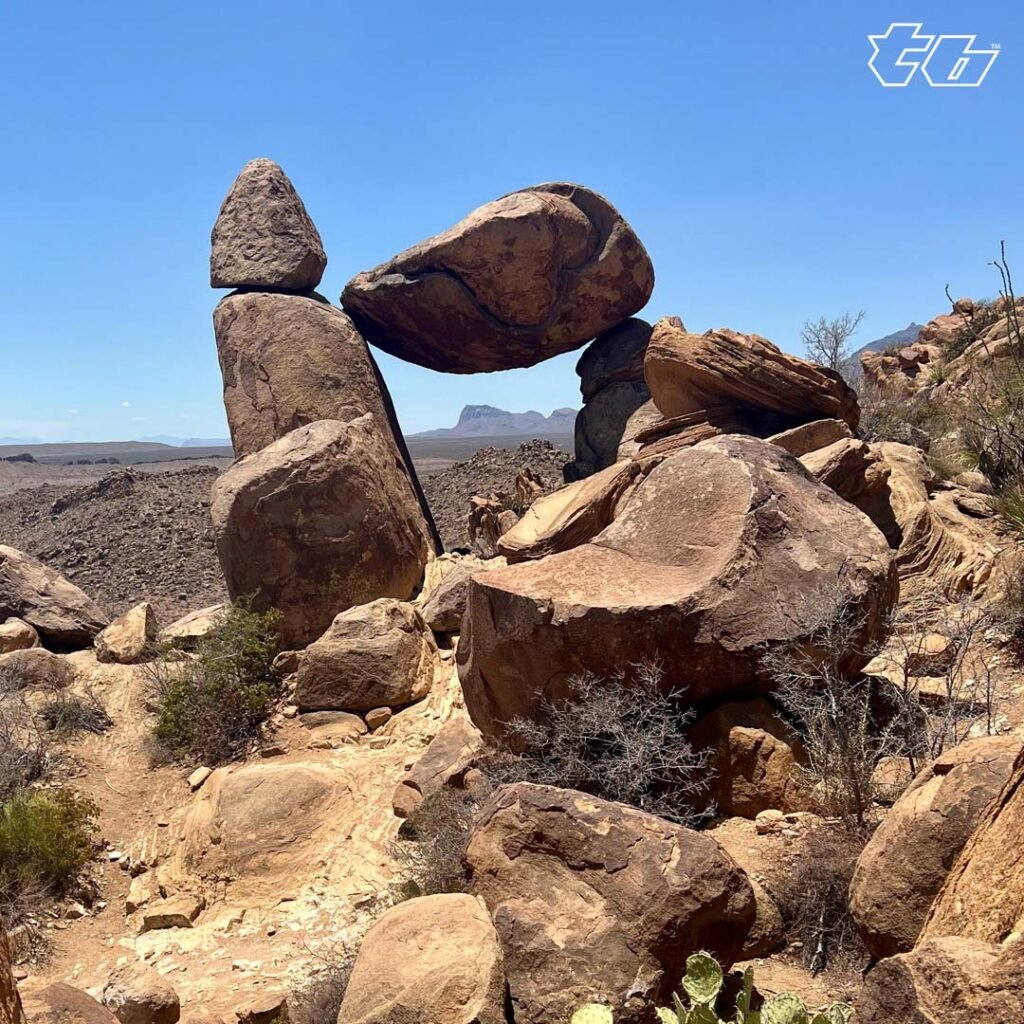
[997,561,1024,659]
[0,788,98,927]
[492,661,711,826]
[0,687,46,803]
[290,943,355,1024]
[996,479,1024,534]
[148,603,281,764]
[945,299,1001,362]
[40,689,111,736]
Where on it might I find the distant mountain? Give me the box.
[138,435,232,447]
[853,323,924,360]
[412,405,577,438]
[0,436,42,445]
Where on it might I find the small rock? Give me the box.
[188,767,212,792]
[364,708,392,731]
[139,895,202,933]
[103,961,181,1024]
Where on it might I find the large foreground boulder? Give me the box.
[342,183,654,373]
[645,320,859,430]
[466,783,755,1024]
[0,546,108,650]
[857,937,1024,1023]
[850,736,1023,960]
[101,962,180,1024]
[210,158,326,290]
[459,435,896,739]
[338,894,506,1024]
[292,599,437,712]
[211,417,432,648]
[20,984,116,1024]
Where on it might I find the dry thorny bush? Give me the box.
[290,941,356,1024]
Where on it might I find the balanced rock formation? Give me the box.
[645,320,859,431]
[342,183,654,373]
[338,894,506,1024]
[850,736,1023,960]
[95,602,157,665]
[0,546,108,650]
[292,599,437,712]
[459,435,896,739]
[210,158,326,290]
[466,783,755,1024]
[210,417,432,648]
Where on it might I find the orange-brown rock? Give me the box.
[1,925,24,1024]
[95,602,157,665]
[0,618,39,655]
[392,718,484,817]
[20,984,117,1024]
[850,736,1023,960]
[458,436,896,740]
[768,418,853,457]
[0,647,75,690]
[342,184,654,373]
[644,320,859,429]
[466,783,755,1024]
[210,417,432,648]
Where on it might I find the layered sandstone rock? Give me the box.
[850,736,1023,959]
[459,436,896,739]
[768,418,852,457]
[466,783,755,1024]
[645,320,859,429]
[342,183,654,373]
[210,417,432,648]
[210,158,326,290]
[0,546,108,650]
[338,894,506,1024]
[292,599,437,712]
[95,603,157,665]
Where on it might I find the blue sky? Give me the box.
[1,1,1021,441]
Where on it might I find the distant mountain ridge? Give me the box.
[853,322,924,360]
[412,404,577,438]
[139,435,232,447]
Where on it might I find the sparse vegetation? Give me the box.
[493,661,711,826]
[0,684,47,803]
[40,687,111,736]
[801,310,865,380]
[147,602,281,764]
[290,942,356,1024]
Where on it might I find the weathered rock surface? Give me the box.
[690,699,808,818]
[210,158,326,290]
[570,380,651,477]
[768,418,852,457]
[95,603,156,665]
[392,717,484,817]
[0,647,75,690]
[857,937,1024,1023]
[101,963,180,1024]
[338,894,506,1024]
[419,555,498,634]
[741,879,786,959]
[342,183,654,373]
[922,746,1024,945]
[156,605,227,650]
[850,736,1023,960]
[459,435,896,739]
[293,599,437,712]
[645,320,859,429]
[1,924,24,1024]
[466,783,755,1024]
[577,318,653,401]
[0,618,38,655]
[0,546,108,650]
[211,417,432,648]
[20,984,117,1024]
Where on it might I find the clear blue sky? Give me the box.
[1,1,1020,441]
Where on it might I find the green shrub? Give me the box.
[0,788,98,925]
[572,952,852,1024]
[149,603,281,764]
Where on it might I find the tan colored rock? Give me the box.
[850,736,1023,959]
[138,895,201,932]
[497,461,643,563]
[0,648,75,691]
[690,699,808,818]
[210,158,326,290]
[466,783,755,1024]
[211,417,432,649]
[95,603,156,665]
[419,556,500,634]
[392,718,484,817]
[645,320,859,429]
[0,546,108,650]
[293,599,436,712]
[459,436,896,740]
[342,183,654,373]
[102,962,180,1024]
[467,497,518,559]
[922,746,1024,945]
[338,893,505,1024]
[576,318,653,402]
[20,984,116,1024]
[856,937,1024,1023]
[1,924,24,1024]
[157,605,227,650]
[768,418,853,457]
[234,995,286,1024]
[0,619,38,655]
[741,879,786,959]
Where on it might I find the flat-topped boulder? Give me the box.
[342,183,653,373]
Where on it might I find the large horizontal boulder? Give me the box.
[850,736,1023,960]
[922,746,1024,945]
[338,894,506,1024]
[466,783,755,1024]
[857,937,1024,1023]
[644,320,859,430]
[342,183,654,373]
[459,435,896,740]
[292,599,437,712]
[210,158,326,291]
[210,417,433,649]
[0,546,108,650]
